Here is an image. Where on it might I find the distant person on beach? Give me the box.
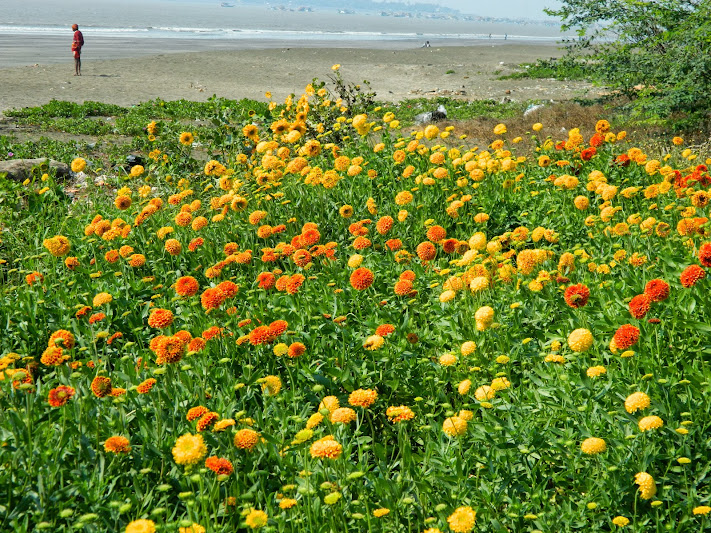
[71,24,84,76]
[422,40,431,48]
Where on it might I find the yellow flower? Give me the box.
[568,328,593,352]
[447,506,477,532]
[624,392,650,414]
[442,416,467,437]
[179,524,205,533]
[693,506,711,515]
[71,157,87,173]
[612,516,630,527]
[331,64,341,71]
[125,519,156,533]
[634,472,656,499]
[245,508,268,529]
[581,437,606,455]
[638,415,663,432]
[439,353,457,366]
[172,433,207,466]
[493,123,507,135]
[373,508,390,517]
[179,132,194,146]
[532,123,543,132]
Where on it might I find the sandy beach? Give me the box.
[0,37,596,114]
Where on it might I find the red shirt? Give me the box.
[72,30,84,57]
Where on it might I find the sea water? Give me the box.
[1,0,567,43]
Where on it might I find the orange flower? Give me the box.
[376,216,394,235]
[257,272,276,289]
[137,378,157,394]
[350,267,374,290]
[148,308,174,329]
[564,284,590,308]
[48,385,75,407]
[309,437,342,459]
[91,376,112,398]
[287,342,306,358]
[426,225,446,243]
[416,241,436,262]
[612,324,640,350]
[196,412,219,432]
[104,436,131,454]
[628,294,651,319]
[348,388,378,408]
[205,456,234,476]
[680,265,705,288]
[176,276,200,297]
[644,279,669,302]
[234,428,260,451]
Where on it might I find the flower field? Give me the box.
[1,72,711,533]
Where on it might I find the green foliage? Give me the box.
[546,0,711,123]
[499,57,590,81]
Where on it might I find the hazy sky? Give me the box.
[405,0,562,19]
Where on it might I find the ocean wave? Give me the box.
[0,24,559,42]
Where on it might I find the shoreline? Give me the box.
[0,42,597,116]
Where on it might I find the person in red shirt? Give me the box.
[71,24,84,76]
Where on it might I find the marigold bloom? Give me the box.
[375,324,395,337]
[634,472,656,499]
[48,385,75,407]
[564,284,590,308]
[363,334,385,350]
[350,267,374,290]
[205,456,234,475]
[612,516,630,527]
[680,265,706,288]
[568,328,593,352]
[137,378,157,394]
[92,292,113,307]
[625,391,651,413]
[48,329,75,350]
[172,433,207,466]
[91,375,112,398]
[245,509,268,529]
[386,405,415,423]
[474,385,495,401]
[612,324,640,351]
[180,131,194,145]
[416,241,437,262]
[154,336,186,364]
[394,279,414,296]
[693,506,711,515]
[447,506,477,532]
[644,279,670,302]
[196,411,219,432]
[43,235,71,257]
[147,308,174,329]
[581,437,606,455]
[348,388,377,408]
[234,428,260,451]
[629,294,651,319]
[639,415,664,432]
[310,437,342,459]
[586,365,607,378]
[125,519,156,533]
[330,407,357,424]
[104,436,131,454]
[262,375,282,396]
[443,416,467,437]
